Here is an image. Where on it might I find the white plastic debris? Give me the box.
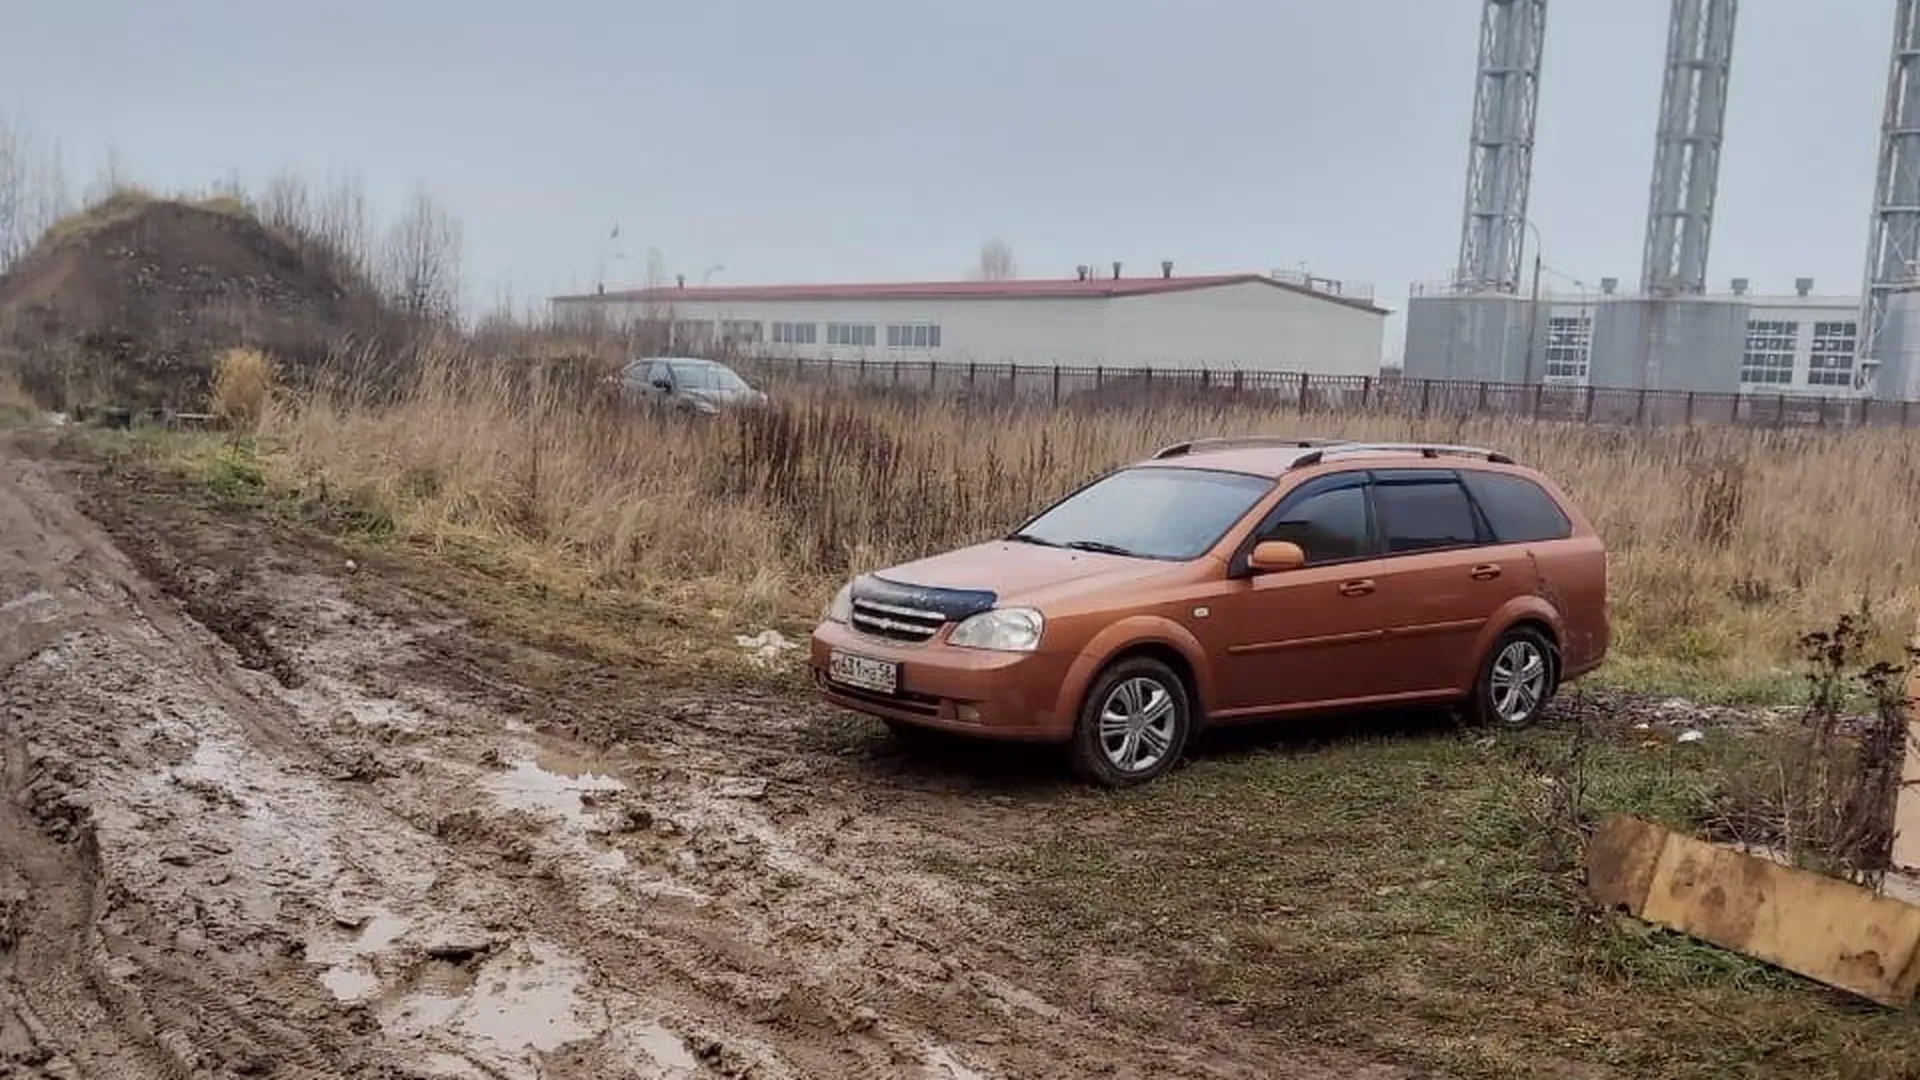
[734,629,797,668]
[1678,729,1706,744]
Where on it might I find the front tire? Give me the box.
[1068,657,1193,788]
[1471,626,1557,728]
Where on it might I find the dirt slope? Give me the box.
[0,436,1429,1079]
[0,197,389,409]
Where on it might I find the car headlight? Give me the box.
[824,583,853,624]
[948,607,1044,652]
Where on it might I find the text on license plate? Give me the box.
[829,650,899,695]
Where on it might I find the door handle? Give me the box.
[1470,564,1502,581]
[1339,579,1376,597]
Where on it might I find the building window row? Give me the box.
[886,323,942,348]
[720,319,762,346]
[826,323,877,347]
[1741,319,1797,386]
[1808,320,1858,388]
[772,321,816,345]
[1543,314,1591,381]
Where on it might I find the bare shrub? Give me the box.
[1705,611,1915,887]
[210,346,275,430]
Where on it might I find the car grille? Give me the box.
[850,598,947,643]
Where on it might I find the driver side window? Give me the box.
[646,362,672,388]
[1262,481,1371,565]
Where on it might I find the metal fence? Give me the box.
[733,355,1920,429]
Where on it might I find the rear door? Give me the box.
[1366,468,1537,696]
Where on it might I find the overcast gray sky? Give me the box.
[0,0,1897,354]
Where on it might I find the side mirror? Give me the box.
[1247,540,1307,574]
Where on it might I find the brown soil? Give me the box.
[0,433,1433,1079]
[0,197,392,410]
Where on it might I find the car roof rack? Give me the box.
[1289,442,1516,469]
[1151,436,1353,461]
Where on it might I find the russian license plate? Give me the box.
[828,650,899,695]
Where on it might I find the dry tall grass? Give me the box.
[0,365,35,423]
[210,346,275,430]
[254,352,1920,691]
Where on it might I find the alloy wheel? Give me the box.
[1489,638,1549,726]
[1097,676,1178,774]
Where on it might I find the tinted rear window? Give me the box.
[1373,474,1480,554]
[1462,471,1573,543]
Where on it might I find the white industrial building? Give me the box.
[1407,276,1868,396]
[549,267,1388,376]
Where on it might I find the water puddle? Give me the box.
[482,758,625,828]
[312,909,414,1003]
[925,1043,992,1080]
[614,1020,701,1075]
[534,746,613,779]
[384,939,597,1064]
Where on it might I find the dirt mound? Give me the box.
[0,196,394,410]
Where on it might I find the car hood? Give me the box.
[867,540,1181,609]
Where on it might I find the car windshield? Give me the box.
[669,361,749,391]
[1011,467,1274,561]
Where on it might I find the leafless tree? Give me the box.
[0,114,72,272]
[314,175,371,282]
[380,187,464,322]
[975,237,1017,281]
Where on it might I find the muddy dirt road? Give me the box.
[0,439,1418,1079]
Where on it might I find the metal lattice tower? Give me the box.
[1454,0,1549,293]
[1858,0,1920,390]
[1641,0,1739,296]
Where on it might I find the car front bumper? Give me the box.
[809,620,1076,742]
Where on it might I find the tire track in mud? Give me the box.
[2,438,1414,1080]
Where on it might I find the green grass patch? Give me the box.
[963,719,1920,1079]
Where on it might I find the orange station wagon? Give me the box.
[810,438,1610,786]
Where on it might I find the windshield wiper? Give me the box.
[1006,532,1059,547]
[1063,540,1140,557]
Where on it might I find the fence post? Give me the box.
[1476,381,1489,411]
[892,360,901,385]
[1201,368,1211,390]
[1361,376,1373,408]
[1532,381,1543,418]
[858,356,867,384]
[1419,379,1432,417]
[1233,370,1244,393]
[968,361,977,388]
[1684,391,1695,425]
[1777,393,1787,429]
[1634,389,1648,426]
[1096,365,1105,390]
[1051,365,1061,407]
[1299,372,1311,409]
[794,355,803,378]
[1582,387,1595,423]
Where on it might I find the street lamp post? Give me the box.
[1520,220,1546,386]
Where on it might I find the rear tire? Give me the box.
[1470,626,1558,728]
[1068,657,1193,788]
